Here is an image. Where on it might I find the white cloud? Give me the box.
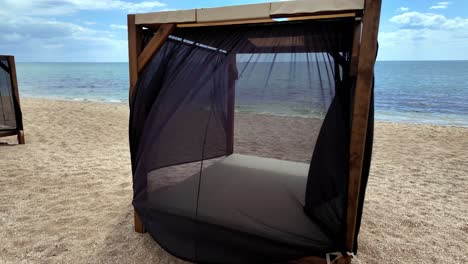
[0,0,170,61]
[430,1,450,9]
[124,1,167,13]
[0,13,127,61]
[430,5,447,9]
[378,10,468,60]
[110,24,127,30]
[0,0,167,16]
[390,12,468,29]
[397,7,409,12]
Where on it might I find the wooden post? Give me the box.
[134,209,145,233]
[0,131,17,138]
[128,14,146,233]
[128,17,174,233]
[345,0,381,262]
[17,130,25,144]
[349,20,362,77]
[128,20,174,233]
[128,14,142,102]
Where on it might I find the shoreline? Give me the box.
[20,97,468,128]
[21,96,128,105]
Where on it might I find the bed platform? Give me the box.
[143,154,334,262]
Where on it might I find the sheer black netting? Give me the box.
[0,59,21,131]
[129,19,374,263]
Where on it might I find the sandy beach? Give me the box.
[0,98,467,264]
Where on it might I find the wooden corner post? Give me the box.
[128,14,145,233]
[128,14,174,233]
[345,0,381,262]
[128,14,141,102]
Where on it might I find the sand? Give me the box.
[0,98,466,264]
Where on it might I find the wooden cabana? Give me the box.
[127,0,381,263]
[0,55,25,144]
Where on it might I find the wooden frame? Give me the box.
[345,0,381,259]
[177,13,357,28]
[127,0,381,262]
[0,55,25,145]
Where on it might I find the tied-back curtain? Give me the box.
[0,59,19,131]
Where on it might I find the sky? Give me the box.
[0,0,467,62]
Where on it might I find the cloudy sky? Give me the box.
[0,0,467,62]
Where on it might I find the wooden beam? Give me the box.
[270,9,361,20]
[285,12,357,21]
[177,13,357,28]
[137,24,175,73]
[128,14,142,101]
[0,130,24,145]
[7,57,20,105]
[177,18,275,28]
[0,131,17,138]
[0,59,9,73]
[349,20,362,77]
[345,0,381,258]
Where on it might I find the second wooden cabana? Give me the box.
[0,55,25,144]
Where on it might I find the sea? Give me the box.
[15,61,468,127]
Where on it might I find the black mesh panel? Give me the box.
[128,19,372,263]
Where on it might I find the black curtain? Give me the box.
[128,19,373,263]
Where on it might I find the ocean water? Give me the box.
[17,63,129,103]
[15,61,468,127]
[375,61,468,127]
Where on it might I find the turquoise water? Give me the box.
[15,61,468,127]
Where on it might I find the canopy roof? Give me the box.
[134,0,365,25]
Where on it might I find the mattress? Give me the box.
[148,154,332,249]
